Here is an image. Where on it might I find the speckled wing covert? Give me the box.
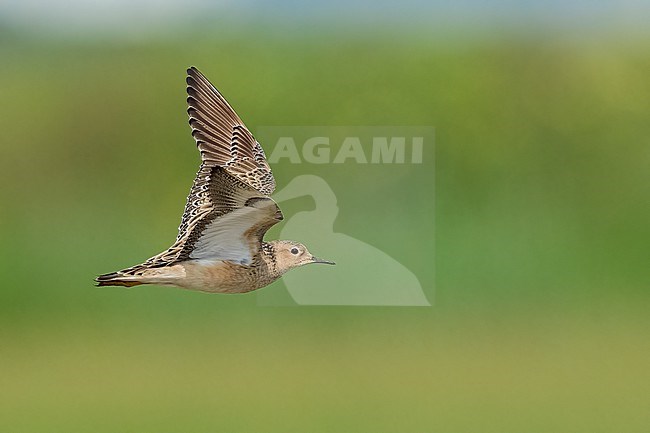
[123,67,281,272]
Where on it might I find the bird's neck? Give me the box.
[261,241,282,278]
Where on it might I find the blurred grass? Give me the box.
[1,312,649,432]
[0,30,649,431]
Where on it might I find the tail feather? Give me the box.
[95,271,144,287]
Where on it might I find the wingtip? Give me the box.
[187,66,203,78]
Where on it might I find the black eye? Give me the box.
[290,247,300,255]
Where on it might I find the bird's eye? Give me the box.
[290,247,300,255]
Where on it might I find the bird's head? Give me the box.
[269,240,335,273]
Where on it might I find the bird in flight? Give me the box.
[96,67,334,293]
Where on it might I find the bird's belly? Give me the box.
[179,260,270,294]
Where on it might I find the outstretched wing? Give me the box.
[181,166,282,265]
[136,67,281,269]
[186,66,275,195]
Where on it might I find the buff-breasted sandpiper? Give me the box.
[96,67,334,293]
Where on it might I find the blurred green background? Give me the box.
[1,1,649,431]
